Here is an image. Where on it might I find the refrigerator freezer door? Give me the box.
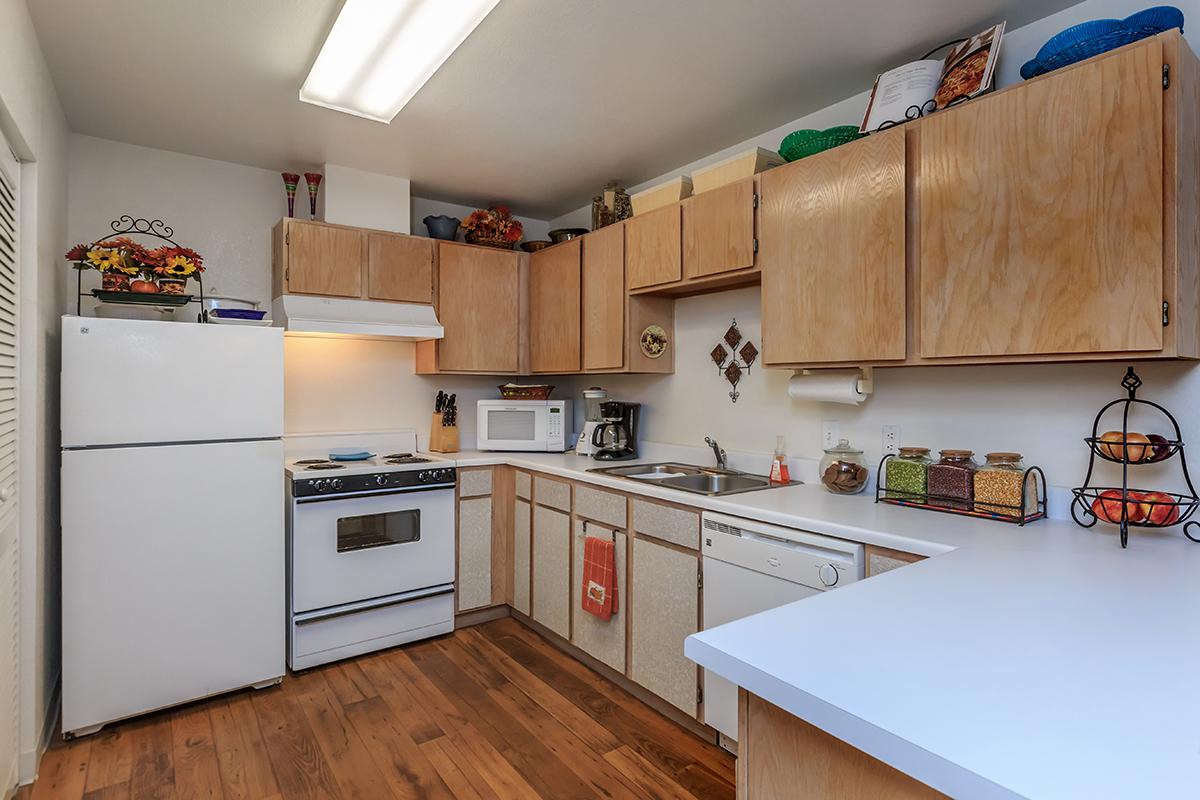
[61,316,283,447]
[62,439,285,735]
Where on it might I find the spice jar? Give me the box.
[927,450,978,510]
[974,452,1035,518]
[819,438,869,494]
[885,447,932,501]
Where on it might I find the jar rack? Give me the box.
[874,454,1047,525]
[1070,368,1200,548]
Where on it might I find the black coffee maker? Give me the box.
[590,401,640,460]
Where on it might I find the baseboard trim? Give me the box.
[18,671,60,786]
[455,604,510,628]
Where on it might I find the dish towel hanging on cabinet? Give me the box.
[581,534,619,621]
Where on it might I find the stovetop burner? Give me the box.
[383,453,413,459]
[294,458,331,465]
[386,456,431,465]
[305,462,346,471]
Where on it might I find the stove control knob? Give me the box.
[330,478,344,491]
[818,563,839,587]
[418,471,429,482]
[313,479,328,493]
[375,474,388,486]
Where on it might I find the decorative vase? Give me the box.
[423,215,461,241]
[102,272,130,292]
[158,277,187,296]
[281,172,300,217]
[303,172,323,220]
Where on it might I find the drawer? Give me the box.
[291,590,454,670]
[459,468,493,498]
[574,484,627,528]
[631,498,700,550]
[515,470,532,500]
[534,475,571,512]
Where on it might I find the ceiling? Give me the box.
[29,0,1076,218]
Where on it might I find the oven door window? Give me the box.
[336,509,420,553]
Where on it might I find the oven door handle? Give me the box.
[293,584,455,626]
[295,482,455,503]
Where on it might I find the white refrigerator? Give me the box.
[61,315,285,736]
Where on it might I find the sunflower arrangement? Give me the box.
[66,238,204,295]
[461,205,523,249]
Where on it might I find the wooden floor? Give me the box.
[21,617,735,799]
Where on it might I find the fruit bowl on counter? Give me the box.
[1073,486,1197,528]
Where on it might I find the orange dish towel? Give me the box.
[581,534,619,621]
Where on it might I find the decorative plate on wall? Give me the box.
[639,325,669,359]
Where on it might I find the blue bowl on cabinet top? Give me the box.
[1020,6,1184,79]
[328,449,375,461]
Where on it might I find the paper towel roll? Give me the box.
[787,370,868,405]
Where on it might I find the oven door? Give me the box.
[291,486,454,613]
[477,403,547,451]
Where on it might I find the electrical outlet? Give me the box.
[821,421,840,450]
[882,425,901,456]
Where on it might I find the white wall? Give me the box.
[555,0,1200,507]
[319,163,410,234]
[0,0,69,785]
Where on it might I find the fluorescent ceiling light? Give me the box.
[300,0,501,123]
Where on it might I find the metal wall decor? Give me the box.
[709,318,757,402]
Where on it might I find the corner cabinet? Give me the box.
[761,130,907,366]
[529,239,582,373]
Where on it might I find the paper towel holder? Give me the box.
[795,366,874,397]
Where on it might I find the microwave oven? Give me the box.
[476,400,574,452]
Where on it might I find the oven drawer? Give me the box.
[290,586,454,669]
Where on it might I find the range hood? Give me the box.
[272,295,443,341]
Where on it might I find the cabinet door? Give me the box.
[571,520,626,673]
[513,498,531,615]
[919,40,1164,358]
[367,233,433,303]
[630,537,699,717]
[436,243,520,372]
[287,221,364,298]
[865,544,924,577]
[626,205,682,289]
[529,239,582,373]
[683,178,756,279]
[761,131,907,365]
[531,505,570,639]
[582,223,625,371]
[457,496,493,611]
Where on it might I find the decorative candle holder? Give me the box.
[303,172,323,220]
[281,172,299,217]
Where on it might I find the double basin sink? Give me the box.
[587,462,799,497]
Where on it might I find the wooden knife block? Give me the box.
[429,412,459,453]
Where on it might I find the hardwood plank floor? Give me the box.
[20,618,734,799]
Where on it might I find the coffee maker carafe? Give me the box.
[591,401,640,461]
[576,387,608,456]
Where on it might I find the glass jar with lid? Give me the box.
[973,452,1035,517]
[927,450,978,510]
[819,438,869,494]
[885,447,932,501]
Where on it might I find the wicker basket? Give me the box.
[464,233,515,250]
[498,384,554,400]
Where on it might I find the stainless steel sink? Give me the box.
[588,462,799,496]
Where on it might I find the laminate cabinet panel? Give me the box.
[631,499,699,551]
[513,498,531,615]
[682,178,756,279]
[457,497,493,611]
[626,205,682,290]
[573,485,626,529]
[458,468,493,498]
[367,233,433,303]
[865,544,925,577]
[571,520,626,673]
[582,223,626,370]
[532,505,571,639]
[286,221,364,298]
[436,243,520,372]
[515,470,531,500]
[533,475,571,512]
[761,131,907,365]
[918,39,1164,358]
[630,537,699,717]
[530,240,582,373]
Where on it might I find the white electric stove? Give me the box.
[284,432,457,669]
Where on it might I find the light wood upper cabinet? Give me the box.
[918,39,1165,359]
[367,233,433,303]
[626,205,682,290]
[529,239,582,373]
[582,222,626,371]
[683,178,756,280]
[761,130,907,366]
[436,242,520,373]
[284,220,365,298]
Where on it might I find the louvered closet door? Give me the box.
[0,135,19,794]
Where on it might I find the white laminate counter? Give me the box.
[450,448,1200,799]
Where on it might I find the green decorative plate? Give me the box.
[779,126,865,162]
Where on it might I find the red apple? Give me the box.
[1132,491,1180,526]
[1091,490,1145,524]
[130,280,159,294]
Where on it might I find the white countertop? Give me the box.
[451,447,1200,799]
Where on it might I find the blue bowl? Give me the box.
[212,308,267,320]
[1021,6,1184,79]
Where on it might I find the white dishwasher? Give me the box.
[701,511,864,742]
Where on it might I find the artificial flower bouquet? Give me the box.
[461,205,523,249]
[66,237,204,295]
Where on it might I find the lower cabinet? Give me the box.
[630,536,700,717]
[571,520,626,673]
[457,496,493,612]
[865,544,925,577]
[512,497,532,615]
[532,504,571,639]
